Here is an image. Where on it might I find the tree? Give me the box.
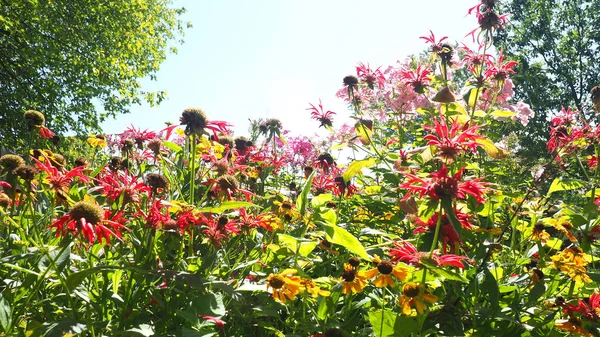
[494,0,600,158]
[0,0,186,150]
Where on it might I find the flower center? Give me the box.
[402,282,421,298]
[342,270,356,282]
[377,261,393,275]
[268,275,285,289]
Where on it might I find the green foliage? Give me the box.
[0,0,187,150]
[495,0,600,158]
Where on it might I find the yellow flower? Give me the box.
[545,216,577,242]
[87,134,107,148]
[398,282,437,316]
[340,263,367,294]
[262,213,284,231]
[550,246,592,283]
[266,269,304,303]
[555,318,592,337]
[363,255,409,288]
[301,278,330,297]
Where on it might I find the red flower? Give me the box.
[400,64,433,94]
[34,158,89,195]
[38,126,55,139]
[423,116,484,161]
[50,202,127,245]
[120,125,157,148]
[420,30,448,53]
[400,164,489,204]
[201,215,240,247]
[484,51,518,82]
[233,208,273,232]
[412,211,472,253]
[198,315,225,331]
[307,99,336,128]
[389,240,469,268]
[95,170,151,206]
[356,62,386,90]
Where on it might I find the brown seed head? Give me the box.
[0,154,25,172]
[69,201,104,225]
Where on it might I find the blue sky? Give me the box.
[102,0,480,137]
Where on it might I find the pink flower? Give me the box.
[307,99,336,128]
[389,240,469,268]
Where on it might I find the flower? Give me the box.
[550,246,592,283]
[389,240,468,268]
[145,173,169,194]
[340,263,367,294]
[423,115,484,161]
[356,62,385,90]
[50,201,127,245]
[301,278,330,298]
[23,110,45,130]
[87,134,107,148]
[179,108,231,138]
[198,315,225,331]
[34,157,89,197]
[398,282,437,316]
[307,99,336,128]
[266,269,304,303]
[0,154,25,173]
[400,164,490,204]
[363,255,409,288]
[38,126,55,139]
[400,64,433,94]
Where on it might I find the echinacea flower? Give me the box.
[266,269,304,303]
[363,255,409,288]
[50,201,127,245]
[340,263,368,294]
[398,282,437,316]
[301,278,330,298]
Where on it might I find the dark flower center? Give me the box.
[377,260,394,275]
[342,270,356,282]
[268,275,285,289]
[402,282,420,298]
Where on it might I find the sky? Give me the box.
[101,0,480,138]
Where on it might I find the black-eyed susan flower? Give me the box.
[363,255,409,288]
[398,282,437,316]
[87,134,107,148]
[266,269,304,303]
[340,263,367,294]
[301,278,330,298]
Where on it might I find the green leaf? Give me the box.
[343,157,376,182]
[311,193,333,208]
[162,141,182,153]
[319,222,369,260]
[546,178,585,195]
[66,266,121,290]
[490,109,516,118]
[197,201,259,213]
[482,268,500,312]
[277,234,318,257]
[0,293,12,332]
[297,170,315,217]
[368,310,396,337]
[475,138,508,159]
[38,244,71,274]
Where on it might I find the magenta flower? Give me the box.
[307,99,336,128]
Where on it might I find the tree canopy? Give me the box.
[495,0,600,157]
[0,0,186,150]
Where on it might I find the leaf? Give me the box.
[311,193,333,208]
[162,141,182,153]
[490,109,517,118]
[343,157,376,182]
[482,268,500,312]
[297,170,315,217]
[277,234,318,257]
[38,245,71,274]
[475,138,508,159]
[319,222,369,260]
[355,121,373,145]
[368,310,396,337]
[66,266,121,290]
[0,293,12,332]
[197,201,259,213]
[546,177,585,195]
[122,324,155,336]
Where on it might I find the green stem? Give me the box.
[429,201,444,257]
[189,134,197,205]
